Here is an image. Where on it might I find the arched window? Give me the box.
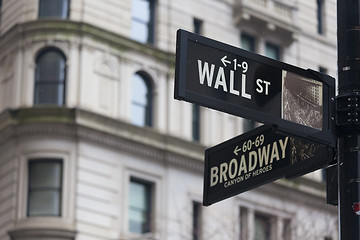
[39,0,69,19]
[131,72,153,127]
[34,49,66,106]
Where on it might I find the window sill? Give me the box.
[8,228,76,240]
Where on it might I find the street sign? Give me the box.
[175,29,335,147]
[203,125,333,206]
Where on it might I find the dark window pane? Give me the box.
[29,162,62,188]
[39,0,69,19]
[192,202,202,240]
[317,0,324,34]
[131,73,152,127]
[241,34,255,52]
[28,190,61,216]
[131,0,154,43]
[265,42,280,60]
[28,160,62,217]
[129,180,152,234]
[319,66,328,74]
[35,49,66,105]
[192,104,200,141]
[254,215,270,240]
[34,83,65,105]
[193,18,203,35]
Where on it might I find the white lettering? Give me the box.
[256,79,263,94]
[238,155,248,175]
[198,60,215,87]
[256,79,271,95]
[263,80,271,95]
[228,158,238,179]
[258,144,270,167]
[248,151,257,172]
[210,166,219,187]
[229,70,239,95]
[214,67,228,92]
[220,162,228,183]
[270,141,280,163]
[241,74,251,99]
[279,137,289,159]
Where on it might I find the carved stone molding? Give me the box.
[8,228,76,240]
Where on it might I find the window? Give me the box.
[0,0,2,30]
[131,0,155,44]
[265,42,280,60]
[319,66,328,74]
[193,18,203,35]
[131,72,153,127]
[192,201,202,240]
[241,208,290,240]
[129,179,153,234]
[27,159,63,217]
[241,34,256,52]
[34,49,66,105]
[317,0,324,34]
[254,215,271,240]
[39,0,69,19]
[192,104,200,142]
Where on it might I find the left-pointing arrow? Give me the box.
[221,55,231,67]
[233,145,241,156]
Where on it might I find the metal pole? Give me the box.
[337,1,360,239]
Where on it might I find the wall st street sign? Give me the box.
[203,125,333,206]
[174,29,335,147]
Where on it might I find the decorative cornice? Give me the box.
[0,20,175,66]
[0,107,330,201]
[0,107,205,172]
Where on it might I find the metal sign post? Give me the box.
[337,1,360,239]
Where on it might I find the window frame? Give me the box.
[38,0,70,19]
[265,42,281,60]
[254,214,271,240]
[34,48,67,106]
[193,18,203,35]
[27,158,63,217]
[241,33,256,53]
[317,0,325,35]
[239,204,292,240]
[128,177,154,234]
[131,71,153,127]
[131,0,155,44]
[192,201,203,240]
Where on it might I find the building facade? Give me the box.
[0,0,338,240]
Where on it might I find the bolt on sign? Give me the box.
[203,126,333,206]
[174,29,335,147]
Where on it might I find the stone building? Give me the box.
[0,0,338,239]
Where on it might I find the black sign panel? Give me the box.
[203,125,333,206]
[175,29,335,147]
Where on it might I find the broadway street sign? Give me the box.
[203,125,333,206]
[175,29,335,147]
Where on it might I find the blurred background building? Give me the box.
[0,0,338,239]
